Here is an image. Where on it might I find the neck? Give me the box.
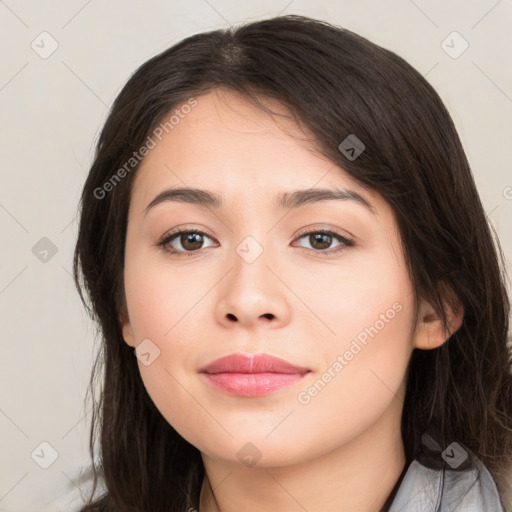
[198,395,406,512]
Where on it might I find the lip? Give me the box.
[199,353,310,374]
[199,353,311,397]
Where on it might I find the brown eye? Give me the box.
[179,232,204,251]
[308,232,332,250]
[158,229,217,255]
[293,229,354,254]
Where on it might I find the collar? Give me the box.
[389,433,504,511]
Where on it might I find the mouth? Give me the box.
[198,353,311,397]
[199,371,311,397]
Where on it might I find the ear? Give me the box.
[412,283,464,350]
[119,305,136,348]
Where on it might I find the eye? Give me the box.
[292,229,355,254]
[158,229,217,256]
[157,227,355,257]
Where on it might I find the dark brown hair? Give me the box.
[73,14,512,511]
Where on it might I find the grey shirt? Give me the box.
[389,434,504,511]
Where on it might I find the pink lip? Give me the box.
[199,353,310,374]
[199,353,311,397]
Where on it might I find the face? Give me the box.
[120,88,424,467]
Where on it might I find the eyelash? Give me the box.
[157,227,355,257]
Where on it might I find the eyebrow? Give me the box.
[143,187,376,216]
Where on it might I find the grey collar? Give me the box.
[389,434,504,511]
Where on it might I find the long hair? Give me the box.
[73,14,512,511]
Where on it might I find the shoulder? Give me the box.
[389,435,504,511]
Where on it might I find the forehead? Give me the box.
[130,88,380,213]
[136,89,320,176]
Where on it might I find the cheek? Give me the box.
[123,247,207,343]
[285,251,414,432]
[122,250,214,438]
[274,295,414,465]
[298,296,413,413]
[290,242,413,352]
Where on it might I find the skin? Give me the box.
[120,88,463,512]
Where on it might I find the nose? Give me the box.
[214,242,291,330]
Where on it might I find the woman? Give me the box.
[73,14,512,511]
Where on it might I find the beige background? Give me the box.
[0,0,511,510]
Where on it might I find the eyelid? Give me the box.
[293,224,355,241]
